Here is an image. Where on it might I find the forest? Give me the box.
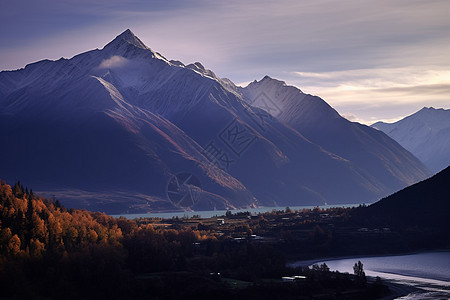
[1,179,435,299]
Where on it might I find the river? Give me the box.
[291,251,450,299]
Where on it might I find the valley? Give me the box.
[1,167,448,298]
[0,30,432,214]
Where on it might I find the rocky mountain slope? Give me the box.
[0,30,431,213]
[372,107,450,173]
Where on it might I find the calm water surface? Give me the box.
[292,252,450,299]
[111,204,358,219]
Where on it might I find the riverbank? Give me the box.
[287,257,425,299]
[287,257,424,300]
[287,248,450,268]
[377,280,422,300]
[289,251,450,300]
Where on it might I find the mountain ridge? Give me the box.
[372,107,450,173]
[239,76,430,188]
[0,29,431,213]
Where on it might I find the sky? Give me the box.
[1,0,449,124]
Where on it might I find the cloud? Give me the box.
[341,113,403,125]
[1,0,450,124]
[293,68,450,88]
[98,56,129,69]
[285,66,450,124]
[288,67,450,106]
[235,81,252,88]
[3,0,450,75]
[341,113,365,123]
[375,84,450,95]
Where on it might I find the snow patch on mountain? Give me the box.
[239,75,340,124]
[0,29,433,213]
[239,75,431,189]
[372,107,450,173]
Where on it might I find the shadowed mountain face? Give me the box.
[366,166,450,228]
[0,30,431,213]
[239,77,431,194]
[372,107,450,173]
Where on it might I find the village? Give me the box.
[131,205,398,261]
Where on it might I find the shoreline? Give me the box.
[287,248,450,267]
[288,250,450,300]
[110,203,361,219]
[376,279,423,300]
[287,258,423,300]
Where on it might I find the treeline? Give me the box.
[0,180,393,299]
[0,181,294,299]
[0,181,123,259]
[0,181,197,298]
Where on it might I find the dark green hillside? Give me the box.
[366,166,450,228]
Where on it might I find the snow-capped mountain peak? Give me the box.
[103,29,168,62]
[239,75,341,124]
[185,62,218,80]
[371,107,450,173]
[373,107,450,132]
[105,29,148,50]
[0,29,432,213]
[247,75,292,91]
[414,107,449,128]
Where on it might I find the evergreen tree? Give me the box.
[12,181,23,197]
[353,260,367,283]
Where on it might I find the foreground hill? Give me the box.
[372,107,450,173]
[366,166,450,228]
[0,29,430,213]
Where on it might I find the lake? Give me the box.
[111,203,359,219]
[291,251,450,299]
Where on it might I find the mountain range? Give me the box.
[0,29,431,213]
[372,107,450,173]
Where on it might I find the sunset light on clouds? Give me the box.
[1,0,449,123]
[1,4,449,296]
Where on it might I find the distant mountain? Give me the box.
[0,29,431,213]
[366,166,450,228]
[239,77,431,194]
[372,107,450,173]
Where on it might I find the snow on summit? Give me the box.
[103,29,168,62]
[105,29,149,50]
[0,30,433,213]
[372,107,450,173]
